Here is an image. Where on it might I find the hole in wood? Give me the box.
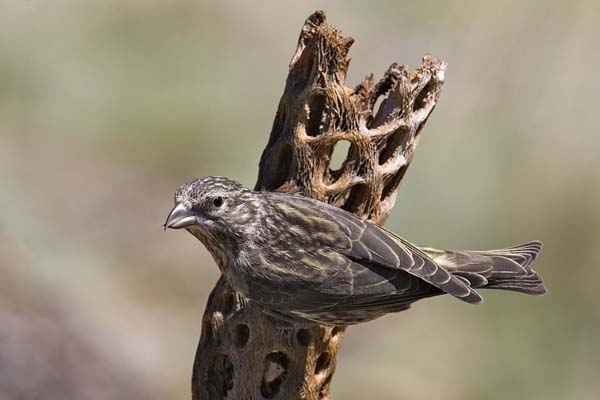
[381,164,408,201]
[379,129,406,165]
[372,94,385,120]
[296,329,311,347]
[342,183,369,214]
[222,291,236,316]
[232,323,250,348]
[261,351,289,399]
[262,142,293,190]
[207,353,234,399]
[413,79,435,111]
[329,140,351,172]
[315,351,331,374]
[306,94,326,137]
[331,326,344,339]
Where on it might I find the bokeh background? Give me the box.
[1,1,598,399]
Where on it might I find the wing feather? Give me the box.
[270,193,483,304]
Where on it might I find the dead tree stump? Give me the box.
[192,10,446,400]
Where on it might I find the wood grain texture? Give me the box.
[192,10,446,399]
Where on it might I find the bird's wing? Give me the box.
[248,257,440,325]
[270,193,482,304]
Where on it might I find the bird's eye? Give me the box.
[212,196,224,207]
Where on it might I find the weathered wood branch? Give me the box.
[192,10,446,399]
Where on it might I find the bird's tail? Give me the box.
[423,241,547,296]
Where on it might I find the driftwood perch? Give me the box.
[192,11,446,399]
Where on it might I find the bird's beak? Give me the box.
[164,202,198,230]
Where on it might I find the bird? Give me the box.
[165,176,546,326]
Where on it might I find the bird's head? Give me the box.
[165,176,261,250]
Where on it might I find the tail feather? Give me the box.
[423,241,547,299]
[483,241,546,295]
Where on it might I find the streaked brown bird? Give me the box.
[165,176,546,326]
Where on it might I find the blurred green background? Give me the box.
[1,1,598,399]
